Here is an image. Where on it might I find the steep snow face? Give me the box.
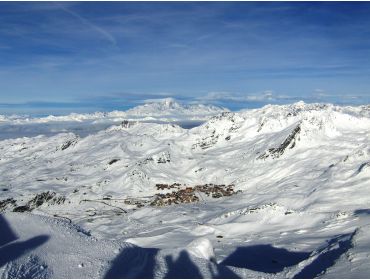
[1,101,370,278]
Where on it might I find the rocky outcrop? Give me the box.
[12,192,66,213]
[0,198,16,212]
[258,124,301,160]
[60,137,79,151]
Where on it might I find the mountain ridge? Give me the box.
[0,98,228,124]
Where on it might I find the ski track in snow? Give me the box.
[1,100,370,278]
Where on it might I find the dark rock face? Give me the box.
[357,162,370,174]
[0,198,16,212]
[60,138,78,151]
[13,205,30,212]
[108,159,120,165]
[257,119,265,132]
[258,124,301,160]
[192,130,219,150]
[29,192,56,208]
[11,192,66,213]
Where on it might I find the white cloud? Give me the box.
[196,90,284,103]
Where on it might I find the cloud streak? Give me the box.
[197,91,293,103]
[57,4,117,46]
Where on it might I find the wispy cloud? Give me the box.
[197,91,291,103]
[56,4,117,46]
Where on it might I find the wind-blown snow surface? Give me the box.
[1,101,370,278]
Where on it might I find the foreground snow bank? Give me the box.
[1,212,367,279]
[0,213,258,278]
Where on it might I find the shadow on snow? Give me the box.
[293,231,356,279]
[104,243,311,278]
[220,244,310,273]
[105,230,357,279]
[104,247,239,279]
[0,213,356,279]
[0,215,50,268]
[354,208,370,216]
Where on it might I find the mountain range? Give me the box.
[1,100,370,278]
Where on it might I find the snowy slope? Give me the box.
[1,101,370,278]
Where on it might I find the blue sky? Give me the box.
[1,1,370,114]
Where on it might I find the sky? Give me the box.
[1,1,370,115]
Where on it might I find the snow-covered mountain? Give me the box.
[0,98,227,124]
[0,99,227,140]
[1,101,370,278]
[125,98,227,118]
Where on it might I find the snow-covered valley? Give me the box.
[1,100,370,278]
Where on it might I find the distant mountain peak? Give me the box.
[144,97,178,107]
[158,97,176,106]
[125,98,227,117]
